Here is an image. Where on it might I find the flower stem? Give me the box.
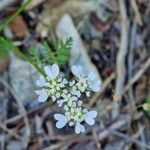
[0,0,31,32]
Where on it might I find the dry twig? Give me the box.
[112,0,129,119]
[4,101,53,125]
[124,58,150,94]
[97,114,131,140]
[0,123,24,141]
[110,126,150,149]
[128,22,137,115]
[130,0,143,25]
[0,77,30,146]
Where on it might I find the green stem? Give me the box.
[12,46,46,76]
[0,0,31,32]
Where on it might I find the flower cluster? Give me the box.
[35,64,101,134]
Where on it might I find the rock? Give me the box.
[36,0,100,37]
[7,141,24,150]
[9,53,39,105]
[56,14,102,82]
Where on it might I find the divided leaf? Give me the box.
[29,37,72,66]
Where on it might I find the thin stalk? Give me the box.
[0,0,31,32]
[12,46,45,76]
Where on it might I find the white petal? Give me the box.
[86,91,90,97]
[54,114,67,129]
[75,123,81,134]
[85,111,97,126]
[62,78,68,84]
[69,121,74,126]
[36,76,46,87]
[35,90,48,102]
[58,77,62,82]
[90,80,101,92]
[81,124,85,133]
[35,90,42,95]
[85,117,95,125]
[76,91,81,97]
[86,111,97,118]
[71,65,82,77]
[87,72,95,81]
[63,89,68,94]
[57,100,64,107]
[78,100,83,106]
[44,66,53,78]
[59,83,65,88]
[64,105,69,111]
[51,64,59,77]
[51,95,56,101]
[56,92,60,98]
[69,80,75,86]
[72,102,76,107]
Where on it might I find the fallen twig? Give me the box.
[130,0,143,25]
[112,0,129,119]
[0,123,24,141]
[0,77,30,146]
[4,101,53,125]
[138,123,147,150]
[127,22,137,115]
[97,114,131,140]
[124,58,150,94]
[110,127,150,149]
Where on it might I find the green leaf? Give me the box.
[29,37,72,66]
[55,37,72,65]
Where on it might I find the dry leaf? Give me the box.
[10,16,29,38]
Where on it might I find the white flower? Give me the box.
[54,114,67,129]
[36,64,68,102]
[35,89,48,102]
[71,65,101,93]
[84,111,97,125]
[35,64,99,134]
[71,85,81,97]
[57,93,78,107]
[54,108,97,134]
